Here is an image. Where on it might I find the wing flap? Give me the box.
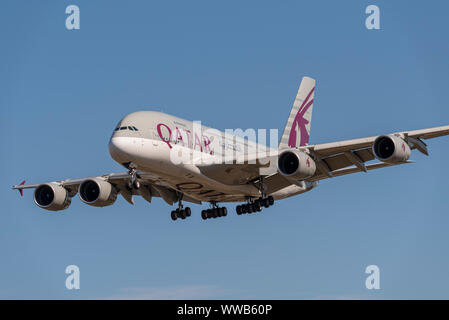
[264,173,294,195]
[308,161,414,182]
[317,148,375,172]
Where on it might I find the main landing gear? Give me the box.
[171,207,191,221]
[236,176,275,215]
[171,197,191,221]
[201,202,228,220]
[236,196,274,215]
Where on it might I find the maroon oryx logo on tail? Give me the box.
[288,87,315,148]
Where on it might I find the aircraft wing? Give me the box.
[197,125,448,192]
[299,125,449,181]
[11,171,200,205]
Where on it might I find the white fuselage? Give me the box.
[108,111,316,203]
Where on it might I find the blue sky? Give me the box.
[1,0,448,299]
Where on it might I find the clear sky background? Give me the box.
[1,0,448,299]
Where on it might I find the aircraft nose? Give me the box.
[108,137,128,163]
[109,135,143,165]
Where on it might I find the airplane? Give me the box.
[12,77,449,221]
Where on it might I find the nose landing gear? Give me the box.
[126,167,140,190]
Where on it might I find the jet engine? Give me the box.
[372,135,410,163]
[277,149,316,180]
[34,183,71,211]
[78,178,118,207]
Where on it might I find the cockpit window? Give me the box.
[114,126,139,132]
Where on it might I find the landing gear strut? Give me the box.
[236,196,274,215]
[171,196,191,221]
[236,176,275,215]
[127,168,140,190]
[201,202,227,220]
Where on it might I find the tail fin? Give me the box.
[279,76,316,150]
[17,180,26,196]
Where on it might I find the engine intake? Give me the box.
[34,183,71,211]
[79,178,117,207]
[373,135,410,163]
[277,149,316,180]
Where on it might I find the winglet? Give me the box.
[17,180,26,196]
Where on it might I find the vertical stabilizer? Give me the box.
[279,76,316,150]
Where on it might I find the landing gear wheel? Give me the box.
[202,204,228,220]
[268,196,274,206]
[236,205,242,215]
[171,210,177,221]
[179,209,186,219]
[263,198,270,208]
[132,180,140,190]
[185,207,191,217]
[251,203,258,213]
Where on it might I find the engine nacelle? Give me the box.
[78,178,117,207]
[277,149,316,180]
[34,183,71,211]
[372,135,411,163]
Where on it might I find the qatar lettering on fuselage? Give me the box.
[156,122,243,156]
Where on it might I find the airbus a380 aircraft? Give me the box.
[13,77,449,221]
